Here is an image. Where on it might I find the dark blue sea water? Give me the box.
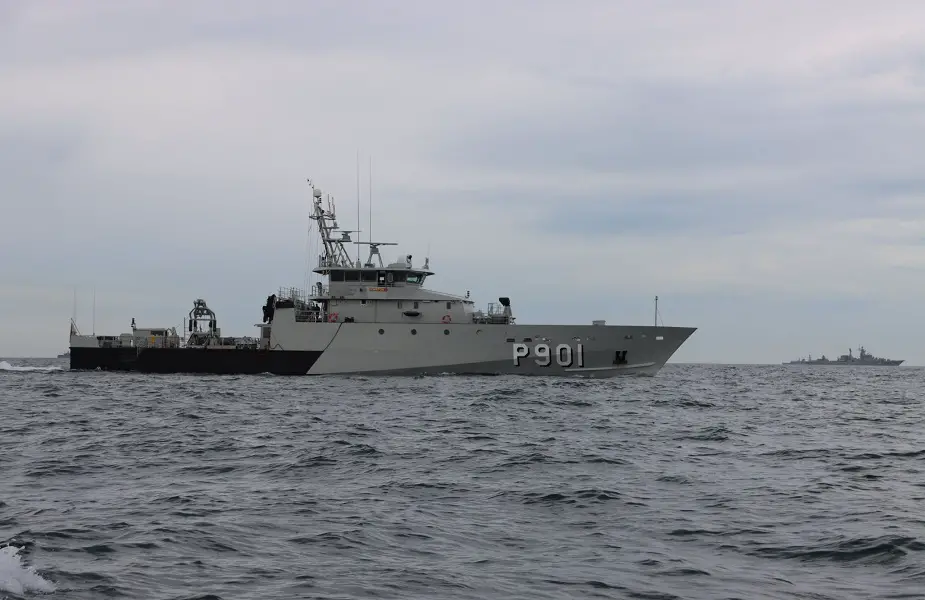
[1,359,924,600]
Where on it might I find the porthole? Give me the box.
[378,328,384,335]
[444,329,450,335]
[411,329,417,335]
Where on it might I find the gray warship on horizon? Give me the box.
[784,346,904,366]
[68,178,697,377]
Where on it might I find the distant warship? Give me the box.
[67,177,697,377]
[784,346,904,366]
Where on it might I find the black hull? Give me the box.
[70,347,322,375]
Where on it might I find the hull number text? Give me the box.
[513,343,584,368]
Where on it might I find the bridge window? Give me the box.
[330,270,345,282]
[361,270,377,282]
[406,272,424,284]
[344,271,360,282]
[391,271,407,283]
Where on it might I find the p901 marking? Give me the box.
[513,342,584,368]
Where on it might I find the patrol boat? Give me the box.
[68,178,697,377]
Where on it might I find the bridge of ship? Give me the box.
[271,281,512,326]
[264,256,512,326]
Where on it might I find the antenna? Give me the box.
[356,150,361,265]
[653,295,664,327]
[92,286,96,336]
[368,155,372,247]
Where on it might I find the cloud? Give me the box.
[1,0,924,365]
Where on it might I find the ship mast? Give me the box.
[308,179,357,268]
[307,178,400,272]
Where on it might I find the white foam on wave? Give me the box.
[0,545,56,595]
[0,361,62,373]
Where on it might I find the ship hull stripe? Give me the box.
[70,347,323,375]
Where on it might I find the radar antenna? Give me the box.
[355,240,398,268]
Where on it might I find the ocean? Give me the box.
[1,359,923,599]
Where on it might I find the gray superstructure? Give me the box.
[67,178,697,377]
[784,346,904,366]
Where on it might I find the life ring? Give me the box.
[328,312,339,322]
[441,314,452,324]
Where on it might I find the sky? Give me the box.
[1,0,924,364]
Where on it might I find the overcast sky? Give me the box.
[1,0,923,365]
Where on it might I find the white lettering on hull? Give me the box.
[512,343,584,368]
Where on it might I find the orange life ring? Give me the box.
[328,312,339,322]
[441,314,452,324]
